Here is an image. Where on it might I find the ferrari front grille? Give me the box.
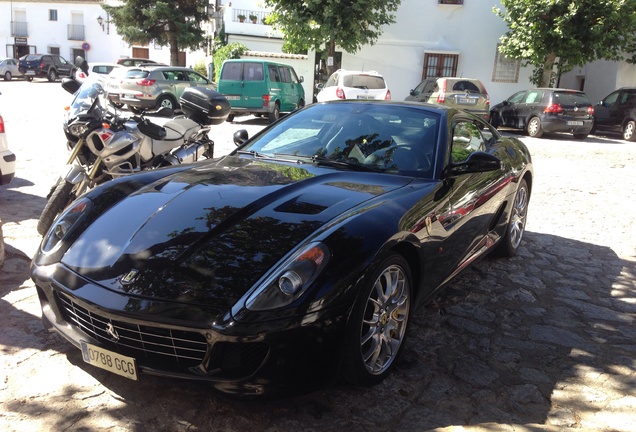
[57,292,208,371]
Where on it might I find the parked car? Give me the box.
[316,69,390,102]
[0,57,22,81]
[18,54,76,82]
[113,65,217,112]
[116,58,161,67]
[75,62,122,84]
[217,59,305,123]
[490,88,594,139]
[0,113,16,186]
[405,77,490,121]
[591,87,636,141]
[31,100,533,396]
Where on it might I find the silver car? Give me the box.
[0,58,22,81]
[115,66,217,112]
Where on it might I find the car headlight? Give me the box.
[246,242,330,311]
[41,197,93,253]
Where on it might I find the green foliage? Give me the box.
[263,0,401,54]
[192,60,207,77]
[213,43,248,82]
[103,0,208,66]
[494,0,636,87]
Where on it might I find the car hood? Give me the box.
[60,156,413,309]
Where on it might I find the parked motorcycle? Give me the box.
[37,59,231,236]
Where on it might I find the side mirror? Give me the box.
[449,152,502,176]
[298,76,304,83]
[75,56,89,74]
[61,77,81,95]
[410,89,416,96]
[316,83,324,91]
[233,129,249,146]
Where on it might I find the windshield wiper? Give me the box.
[310,155,381,172]
[237,150,268,158]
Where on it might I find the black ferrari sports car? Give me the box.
[31,100,533,396]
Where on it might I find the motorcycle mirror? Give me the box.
[74,56,89,74]
[233,129,249,146]
[61,77,81,95]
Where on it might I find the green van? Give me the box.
[218,59,305,123]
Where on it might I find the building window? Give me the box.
[48,46,60,55]
[492,45,521,83]
[49,10,58,21]
[439,0,464,4]
[422,53,458,79]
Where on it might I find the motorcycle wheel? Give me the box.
[37,180,76,236]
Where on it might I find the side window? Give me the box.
[325,73,338,87]
[451,121,486,163]
[268,65,280,82]
[524,91,543,104]
[289,68,300,84]
[220,62,242,80]
[187,71,208,83]
[244,63,264,81]
[508,91,526,104]
[279,67,292,83]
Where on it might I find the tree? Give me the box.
[263,0,401,75]
[495,0,636,87]
[103,0,208,66]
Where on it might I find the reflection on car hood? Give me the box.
[61,156,412,308]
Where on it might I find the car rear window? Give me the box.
[343,74,386,89]
[125,69,149,79]
[553,92,591,105]
[450,80,485,94]
[24,55,42,61]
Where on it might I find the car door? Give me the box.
[441,118,507,276]
[498,91,526,127]
[517,90,544,128]
[54,56,74,76]
[593,90,620,129]
[162,69,191,101]
[278,65,298,111]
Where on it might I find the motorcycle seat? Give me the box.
[162,118,200,142]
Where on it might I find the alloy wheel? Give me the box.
[509,182,528,249]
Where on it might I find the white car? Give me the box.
[316,69,391,102]
[75,62,122,84]
[0,113,16,186]
[0,57,22,81]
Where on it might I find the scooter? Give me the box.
[37,58,230,235]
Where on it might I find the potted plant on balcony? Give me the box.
[237,14,246,23]
[249,14,258,23]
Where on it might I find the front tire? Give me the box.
[623,120,636,141]
[526,116,543,138]
[341,254,412,386]
[494,178,529,257]
[37,180,75,236]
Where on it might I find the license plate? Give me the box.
[26,71,35,75]
[457,97,478,105]
[80,341,138,381]
[225,95,240,100]
[567,121,584,126]
[356,95,373,99]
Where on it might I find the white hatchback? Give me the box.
[316,69,391,102]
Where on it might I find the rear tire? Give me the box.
[623,120,636,141]
[341,253,412,387]
[3,71,11,81]
[573,133,588,140]
[156,95,177,110]
[47,69,57,82]
[26,76,33,82]
[526,116,543,138]
[268,103,280,123]
[37,180,75,236]
[494,178,529,257]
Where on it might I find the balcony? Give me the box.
[234,9,268,24]
[68,24,85,41]
[11,21,28,37]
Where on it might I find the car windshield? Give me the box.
[343,75,386,89]
[238,103,440,177]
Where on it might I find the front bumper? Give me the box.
[31,262,346,396]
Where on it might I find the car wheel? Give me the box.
[26,76,33,82]
[156,95,177,110]
[526,116,543,138]
[268,102,280,123]
[341,253,412,386]
[3,71,11,81]
[226,114,235,122]
[623,120,636,141]
[494,178,529,257]
[573,133,588,140]
[489,111,500,128]
[47,69,57,82]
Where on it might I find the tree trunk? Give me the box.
[326,40,336,76]
[168,31,180,66]
[540,52,557,87]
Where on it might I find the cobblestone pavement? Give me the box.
[1,80,635,432]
